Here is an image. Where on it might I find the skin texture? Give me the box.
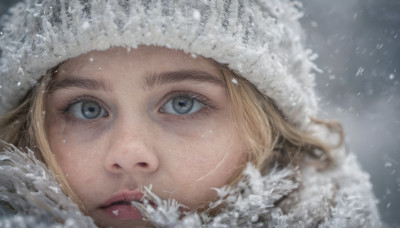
[45,46,247,227]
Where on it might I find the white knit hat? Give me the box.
[0,0,319,129]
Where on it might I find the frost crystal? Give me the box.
[232,78,238,84]
[49,186,60,194]
[82,21,90,29]
[192,9,201,21]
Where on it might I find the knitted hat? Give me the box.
[0,0,319,129]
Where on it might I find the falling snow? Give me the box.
[355,67,364,77]
[384,162,393,168]
[192,9,201,21]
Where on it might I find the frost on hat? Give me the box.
[0,0,319,129]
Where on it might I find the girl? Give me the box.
[0,0,381,227]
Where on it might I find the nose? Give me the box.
[104,128,159,175]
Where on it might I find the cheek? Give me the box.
[159,122,246,206]
[46,116,104,188]
[48,134,104,207]
[164,130,221,175]
[46,107,107,157]
[49,136,97,183]
[164,116,246,178]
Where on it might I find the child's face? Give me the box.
[45,46,246,227]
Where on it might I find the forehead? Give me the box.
[56,46,221,80]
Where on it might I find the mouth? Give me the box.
[99,191,145,220]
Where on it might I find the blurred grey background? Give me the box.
[1,0,399,227]
[301,1,399,227]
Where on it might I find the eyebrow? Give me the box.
[48,77,111,93]
[142,70,224,90]
[48,70,224,93]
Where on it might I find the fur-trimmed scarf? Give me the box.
[0,144,381,227]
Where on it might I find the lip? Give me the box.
[100,190,145,220]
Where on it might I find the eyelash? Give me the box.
[57,95,109,122]
[57,91,217,122]
[158,90,217,119]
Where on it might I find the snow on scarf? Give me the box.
[0,144,381,227]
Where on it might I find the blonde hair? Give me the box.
[0,69,84,210]
[217,64,343,174]
[0,64,343,212]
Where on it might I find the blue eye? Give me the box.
[161,95,204,115]
[70,100,108,120]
